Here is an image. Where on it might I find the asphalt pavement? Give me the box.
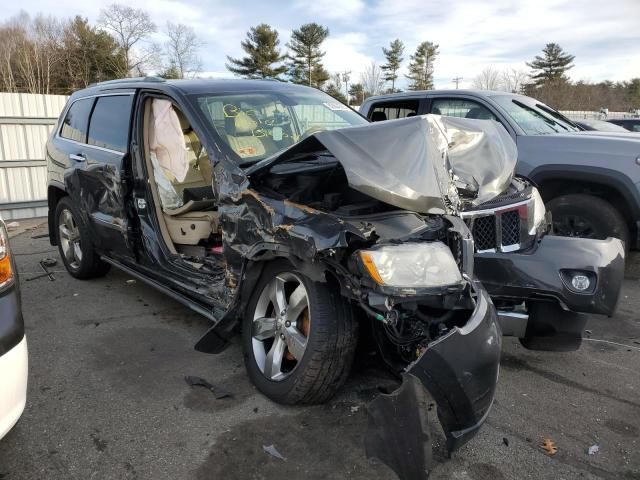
[0,220,638,479]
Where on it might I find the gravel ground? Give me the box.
[0,220,639,479]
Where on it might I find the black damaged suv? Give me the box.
[46,78,624,477]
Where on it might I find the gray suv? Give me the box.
[361,90,640,250]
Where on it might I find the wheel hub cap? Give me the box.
[251,273,310,382]
[59,209,82,270]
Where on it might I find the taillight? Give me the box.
[0,221,14,289]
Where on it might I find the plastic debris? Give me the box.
[542,438,558,455]
[184,375,232,399]
[6,222,19,231]
[350,405,360,414]
[588,445,599,455]
[263,444,286,461]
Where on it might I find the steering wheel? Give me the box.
[300,126,327,140]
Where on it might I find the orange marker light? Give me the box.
[0,254,12,286]
[0,224,13,287]
[359,252,385,285]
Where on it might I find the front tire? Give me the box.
[55,197,110,279]
[547,194,629,251]
[242,261,358,405]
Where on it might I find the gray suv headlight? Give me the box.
[529,188,547,233]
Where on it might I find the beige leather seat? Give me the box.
[162,111,219,246]
[225,111,267,161]
[164,210,218,245]
[169,113,213,196]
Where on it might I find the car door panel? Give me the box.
[52,93,136,260]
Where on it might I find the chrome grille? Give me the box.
[472,216,497,251]
[463,206,526,252]
[501,211,520,246]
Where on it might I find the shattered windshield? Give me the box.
[191,89,367,165]
[492,95,580,135]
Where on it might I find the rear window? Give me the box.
[368,100,420,121]
[60,98,94,143]
[88,95,133,152]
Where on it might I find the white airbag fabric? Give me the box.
[150,99,189,183]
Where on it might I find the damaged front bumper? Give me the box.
[474,235,625,316]
[365,281,501,479]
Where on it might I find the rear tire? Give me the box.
[55,197,111,279]
[547,194,629,252]
[242,260,358,405]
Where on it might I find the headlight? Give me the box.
[0,221,14,289]
[529,188,547,233]
[359,242,462,288]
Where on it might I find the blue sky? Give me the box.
[2,0,639,89]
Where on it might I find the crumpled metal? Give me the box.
[248,114,517,213]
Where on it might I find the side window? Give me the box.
[60,98,94,143]
[431,98,497,121]
[87,95,134,152]
[368,100,420,121]
[292,104,351,131]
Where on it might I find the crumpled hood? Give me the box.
[249,114,517,214]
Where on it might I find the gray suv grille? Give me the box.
[472,216,497,251]
[500,210,520,246]
[463,201,530,253]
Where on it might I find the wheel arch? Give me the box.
[47,183,67,246]
[195,248,351,354]
[530,165,640,243]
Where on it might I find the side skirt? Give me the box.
[100,256,217,322]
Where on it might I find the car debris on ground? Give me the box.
[262,444,286,461]
[184,375,232,399]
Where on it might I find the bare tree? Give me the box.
[0,12,64,94]
[360,61,385,98]
[164,22,203,79]
[501,68,530,93]
[472,66,501,90]
[99,4,156,77]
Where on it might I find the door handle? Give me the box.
[69,153,86,162]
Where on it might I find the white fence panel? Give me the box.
[0,92,67,220]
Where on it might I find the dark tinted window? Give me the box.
[60,98,94,143]
[368,100,420,121]
[88,95,133,152]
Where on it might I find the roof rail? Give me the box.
[90,76,166,87]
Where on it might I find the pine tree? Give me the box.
[348,83,364,105]
[381,39,404,92]
[527,43,575,86]
[287,23,330,88]
[226,24,287,79]
[406,41,439,91]
[324,83,347,103]
[159,62,180,79]
[627,78,640,108]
